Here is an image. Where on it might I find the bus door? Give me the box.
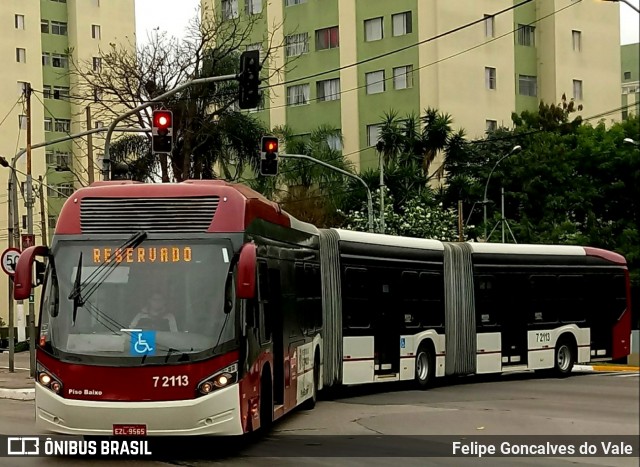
[499,275,528,366]
[373,275,400,375]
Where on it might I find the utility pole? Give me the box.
[39,176,47,245]
[7,172,15,372]
[458,200,464,242]
[86,106,94,184]
[24,83,36,378]
[379,154,385,234]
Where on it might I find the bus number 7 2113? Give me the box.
[536,332,551,343]
[152,376,189,388]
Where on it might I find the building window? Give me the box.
[317,78,340,102]
[245,0,262,14]
[51,21,68,35]
[92,24,101,39]
[55,119,71,133]
[519,75,537,96]
[572,30,581,52]
[285,33,309,57]
[15,14,25,30]
[573,79,583,100]
[246,42,262,52]
[393,65,413,90]
[44,118,53,132]
[622,110,629,120]
[366,70,385,94]
[624,71,631,80]
[18,81,29,95]
[48,215,57,229]
[392,12,412,36]
[51,53,68,68]
[42,53,50,66]
[485,67,496,90]
[517,24,535,47]
[46,151,71,168]
[286,84,310,106]
[51,0,67,3]
[53,86,69,99]
[94,121,104,128]
[484,15,495,38]
[19,115,28,130]
[94,88,103,102]
[367,124,382,147]
[16,48,27,63]
[327,134,342,151]
[41,20,49,33]
[486,120,497,132]
[49,183,74,198]
[93,57,102,72]
[285,0,306,5]
[221,0,238,19]
[364,17,383,42]
[316,26,339,50]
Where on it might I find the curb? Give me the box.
[574,364,640,373]
[0,388,35,401]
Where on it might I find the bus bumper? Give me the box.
[35,383,244,436]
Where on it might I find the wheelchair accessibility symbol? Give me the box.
[130,331,156,356]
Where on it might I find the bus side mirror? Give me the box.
[14,246,50,300]
[236,242,257,300]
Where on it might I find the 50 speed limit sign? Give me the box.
[1,248,21,276]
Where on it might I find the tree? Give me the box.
[340,187,461,241]
[68,5,282,182]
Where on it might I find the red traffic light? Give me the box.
[153,111,172,129]
[261,136,278,154]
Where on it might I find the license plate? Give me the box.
[112,424,147,436]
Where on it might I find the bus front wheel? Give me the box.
[415,345,435,389]
[554,340,575,377]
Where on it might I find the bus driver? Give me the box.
[130,292,179,332]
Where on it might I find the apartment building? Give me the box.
[203,0,621,172]
[621,43,640,120]
[0,0,135,325]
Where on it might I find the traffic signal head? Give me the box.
[152,110,173,154]
[238,50,262,110]
[260,136,279,176]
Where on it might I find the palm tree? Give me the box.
[421,107,455,180]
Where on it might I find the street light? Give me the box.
[483,145,522,241]
[623,137,639,147]
[601,0,640,13]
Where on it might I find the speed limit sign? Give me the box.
[1,248,21,276]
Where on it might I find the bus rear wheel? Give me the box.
[415,345,435,389]
[554,340,575,377]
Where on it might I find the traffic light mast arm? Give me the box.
[279,153,374,233]
[103,73,238,179]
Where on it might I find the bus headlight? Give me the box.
[37,364,63,394]
[197,363,238,396]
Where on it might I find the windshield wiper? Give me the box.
[67,231,148,325]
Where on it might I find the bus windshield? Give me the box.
[40,239,236,365]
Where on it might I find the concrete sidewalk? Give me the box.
[0,351,34,401]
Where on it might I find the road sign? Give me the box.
[21,234,35,250]
[1,248,21,276]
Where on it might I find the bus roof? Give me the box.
[55,180,317,236]
[332,229,445,251]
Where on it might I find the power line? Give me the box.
[0,96,23,130]
[262,0,535,91]
[258,0,580,113]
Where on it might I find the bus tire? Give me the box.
[415,344,435,389]
[259,368,273,431]
[301,350,320,410]
[554,338,575,377]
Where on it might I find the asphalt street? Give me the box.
[0,371,637,467]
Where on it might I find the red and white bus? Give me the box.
[14,180,631,437]
[15,180,323,436]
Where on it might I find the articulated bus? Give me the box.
[14,181,631,437]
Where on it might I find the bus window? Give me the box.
[344,267,370,329]
[528,275,559,324]
[401,271,421,328]
[419,272,445,328]
[344,267,368,299]
[475,275,499,328]
[557,275,585,323]
[401,271,419,299]
[312,265,322,330]
[257,260,273,344]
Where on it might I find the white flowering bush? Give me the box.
[339,187,460,241]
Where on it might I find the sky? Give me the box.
[134,0,639,47]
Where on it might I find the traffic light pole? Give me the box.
[102,73,237,180]
[280,154,374,233]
